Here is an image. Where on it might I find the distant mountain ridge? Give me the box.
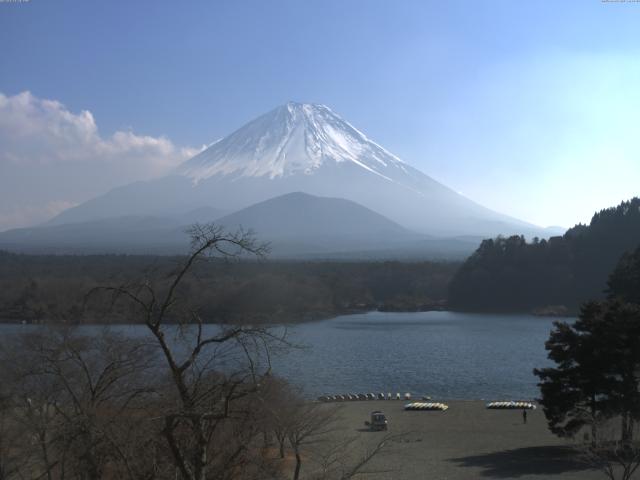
[49,102,544,238]
[0,192,480,258]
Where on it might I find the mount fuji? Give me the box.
[43,102,540,242]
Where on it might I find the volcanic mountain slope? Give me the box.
[214,191,421,255]
[51,102,540,237]
[213,192,482,258]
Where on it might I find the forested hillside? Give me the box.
[449,198,640,313]
[0,252,458,324]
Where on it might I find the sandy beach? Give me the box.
[319,400,603,480]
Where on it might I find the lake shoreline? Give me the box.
[0,311,565,401]
[0,303,450,325]
[0,301,575,326]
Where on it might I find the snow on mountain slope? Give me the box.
[49,102,543,238]
[179,102,409,185]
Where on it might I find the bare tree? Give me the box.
[336,433,403,480]
[0,224,395,480]
[305,424,405,480]
[579,418,640,480]
[0,388,30,480]
[258,377,403,480]
[0,327,159,480]
[285,402,342,480]
[92,224,287,480]
[257,376,297,460]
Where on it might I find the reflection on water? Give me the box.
[0,311,570,400]
[271,311,568,400]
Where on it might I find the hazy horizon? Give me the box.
[1,0,640,231]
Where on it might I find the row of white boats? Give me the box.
[486,401,536,410]
[318,393,422,402]
[404,402,449,411]
[318,394,537,411]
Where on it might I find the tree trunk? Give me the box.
[622,413,631,444]
[39,429,53,480]
[293,450,301,480]
[195,417,208,480]
[590,396,598,447]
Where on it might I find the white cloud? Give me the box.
[0,91,204,231]
[0,91,203,173]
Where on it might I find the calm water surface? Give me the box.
[271,311,567,400]
[1,311,569,400]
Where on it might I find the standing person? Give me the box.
[522,408,527,424]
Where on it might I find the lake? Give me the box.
[270,311,566,400]
[0,311,568,401]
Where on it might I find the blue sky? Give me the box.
[1,0,639,229]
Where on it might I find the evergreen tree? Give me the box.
[535,248,640,444]
[450,197,640,312]
[608,245,640,305]
[534,302,616,440]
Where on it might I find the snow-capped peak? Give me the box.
[178,102,408,182]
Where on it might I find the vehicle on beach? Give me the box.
[365,410,388,431]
